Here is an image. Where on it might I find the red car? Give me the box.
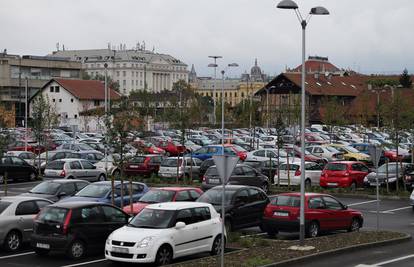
[133,140,165,154]
[285,146,327,166]
[262,193,363,237]
[304,133,328,145]
[225,144,247,161]
[7,141,46,155]
[320,161,370,189]
[155,140,186,156]
[124,155,164,177]
[123,187,203,215]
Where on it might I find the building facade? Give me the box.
[0,51,82,126]
[31,79,120,132]
[50,48,189,95]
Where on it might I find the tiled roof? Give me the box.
[293,59,340,73]
[54,79,120,100]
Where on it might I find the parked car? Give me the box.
[0,196,53,251]
[320,161,370,189]
[5,151,37,166]
[123,155,164,177]
[191,145,244,161]
[262,193,363,237]
[305,145,344,161]
[284,146,327,166]
[201,163,270,193]
[159,157,202,179]
[198,158,215,182]
[0,156,38,183]
[56,143,96,152]
[43,159,106,182]
[123,187,203,215]
[327,144,371,164]
[7,141,45,155]
[31,202,130,259]
[94,155,121,177]
[275,161,323,188]
[244,159,279,184]
[245,148,293,163]
[153,140,186,156]
[350,143,386,166]
[197,185,269,232]
[366,162,414,188]
[38,150,75,174]
[20,179,90,202]
[69,151,105,164]
[58,181,149,208]
[106,202,224,265]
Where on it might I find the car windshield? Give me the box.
[130,157,145,164]
[0,201,11,215]
[46,161,65,170]
[29,182,61,195]
[37,207,68,224]
[161,158,182,167]
[326,163,347,171]
[78,144,93,150]
[139,190,175,203]
[197,189,234,205]
[377,164,400,174]
[325,146,339,153]
[76,184,111,198]
[128,208,174,229]
[279,164,300,171]
[344,146,359,153]
[271,195,300,207]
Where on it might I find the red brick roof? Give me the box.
[54,79,120,100]
[283,73,367,96]
[293,59,340,73]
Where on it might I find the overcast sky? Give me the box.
[1,0,413,77]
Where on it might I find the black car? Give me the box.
[21,179,90,202]
[197,185,269,231]
[0,156,38,183]
[244,159,279,184]
[31,202,130,259]
[198,158,215,182]
[201,163,270,193]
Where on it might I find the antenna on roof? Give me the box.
[108,43,111,50]
[152,46,155,52]
[142,41,146,51]
[62,44,65,51]
[56,42,60,51]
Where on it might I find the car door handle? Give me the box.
[19,217,24,222]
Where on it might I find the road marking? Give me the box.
[60,258,107,267]
[0,252,35,259]
[380,206,412,214]
[241,232,267,238]
[374,254,414,265]
[348,200,378,207]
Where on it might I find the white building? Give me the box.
[50,48,189,95]
[31,78,120,132]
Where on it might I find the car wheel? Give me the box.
[261,183,269,193]
[412,206,414,212]
[306,221,319,238]
[29,172,37,181]
[305,179,312,190]
[267,228,278,238]
[224,219,232,233]
[4,231,21,251]
[350,181,357,192]
[98,174,106,181]
[165,152,170,157]
[34,248,49,256]
[348,218,360,232]
[67,240,86,259]
[211,235,225,256]
[0,175,4,184]
[155,245,172,266]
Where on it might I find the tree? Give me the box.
[82,71,120,92]
[399,68,412,88]
[320,96,348,143]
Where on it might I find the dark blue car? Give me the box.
[189,145,237,161]
[58,181,149,207]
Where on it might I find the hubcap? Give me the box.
[71,242,83,258]
[30,173,36,180]
[0,175,4,183]
[99,175,105,181]
[8,233,19,250]
[310,223,318,237]
[214,237,222,254]
[159,248,170,264]
[352,220,359,231]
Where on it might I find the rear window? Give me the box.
[326,163,348,171]
[161,158,182,167]
[0,201,11,215]
[205,167,219,176]
[271,195,300,207]
[130,157,146,164]
[279,164,300,171]
[46,161,65,170]
[37,207,68,223]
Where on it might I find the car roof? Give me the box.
[0,196,53,202]
[49,201,113,209]
[154,187,200,191]
[277,192,328,197]
[146,201,211,210]
[42,179,89,184]
[211,185,250,190]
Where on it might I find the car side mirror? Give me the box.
[235,200,245,207]
[92,165,97,169]
[343,205,348,210]
[128,217,133,223]
[58,192,67,198]
[175,221,186,229]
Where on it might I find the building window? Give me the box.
[123,71,126,77]
[65,114,68,118]
[131,80,134,86]
[225,92,227,97]
[50,87,54,92]
[123,80,126,87]
[140,81,143,86]
[116,64,120,67]
[55,86,60,93]
[116,71,120,77]
[94,100,100,106]
[241,92,244,97]
[71,98,74,103]
[123,63,127,67]
[52,99,55,102]
[235,93,238,97]
[216,93,218,97]
[74,114,78,119]
[140,72,143,78]
[59,99,62,102]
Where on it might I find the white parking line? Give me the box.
[60,258,107,267]
[378,206,412,214]
[0,252,35,259]
[241,232,267,238]
[374,254,414,265]
[348,200,378,207]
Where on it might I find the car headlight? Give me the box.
[136,236,154,248]
[106,233,113,245]
[411,190,414,197]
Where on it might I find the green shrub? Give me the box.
[244,256,272,267]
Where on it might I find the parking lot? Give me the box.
[0,180,413,267]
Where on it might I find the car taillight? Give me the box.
[202,175,206,182]
[295,169,301,176]
[344,172,350,176]
[63,209,72,235]
[34,211,41,221]
[264,206,273,217]
[60,170,66,177]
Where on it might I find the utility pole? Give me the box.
[208,56,222,126]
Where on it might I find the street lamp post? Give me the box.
[267,86,276,129]
[277,0,329,246]
[208,56,222,126]
[220,63,238,267]
[104,63,109,180]
[25,78,28,152]
[370,89,386,128]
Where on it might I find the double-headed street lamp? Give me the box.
[277,0,329,246]
[208,56,222,126]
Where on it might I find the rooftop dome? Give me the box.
[250,58,262,76]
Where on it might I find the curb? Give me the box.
[261,233,412,267]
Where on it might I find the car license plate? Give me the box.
[327,183,337,186]
[36,243,50,249]
[129,165,139,168]
[209,178,220,184]
[274,211,289,217]
[370,182,379,186]
[112,247,129,254]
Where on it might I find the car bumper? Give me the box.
[159,172,183,178]
[262,217,304,232]
[31,234,71,252]
[105,243,156,263]
[320,177,351,188]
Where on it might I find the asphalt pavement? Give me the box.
[1,181,414,267]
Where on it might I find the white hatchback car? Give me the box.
[105,202,225,265]
[275,161,323,188]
